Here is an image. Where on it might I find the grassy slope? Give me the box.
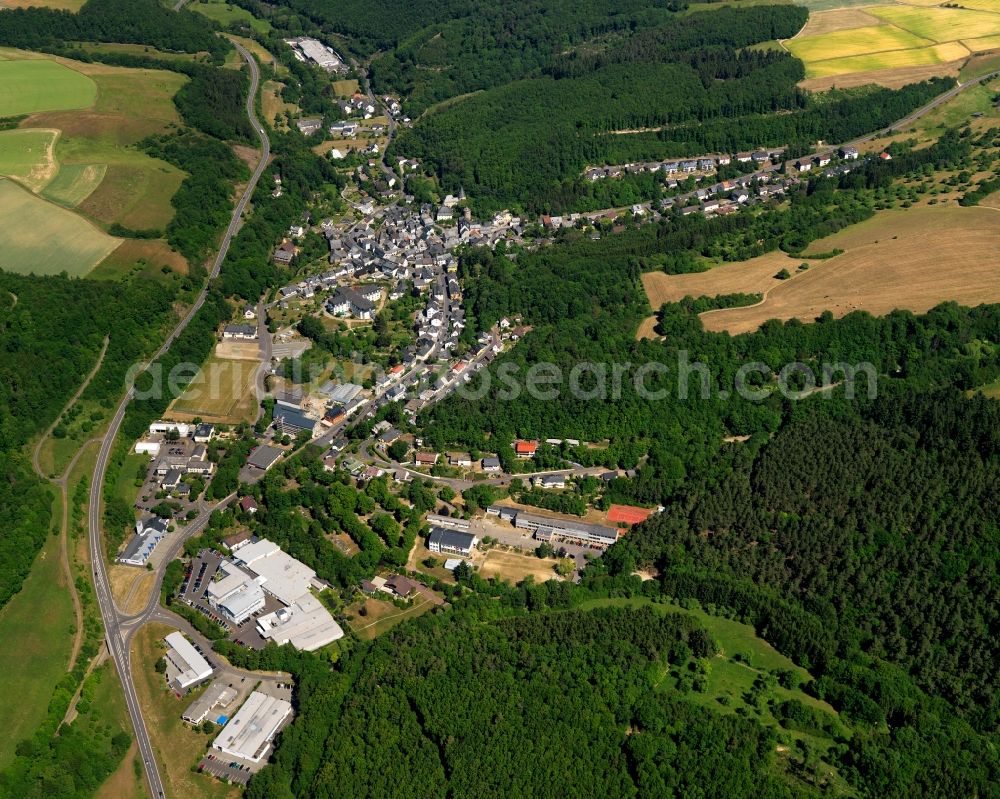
[0,507,74,768]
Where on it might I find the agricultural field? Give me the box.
[642,250,801,311]
[0,128,58,192]
[804,42,970,79]
[0,0,86,8]
[0,178,121,275]
[784,0,1000,84]
[785,24,932,62]
[167,350,261,424]
[868,5,1000,44]
[0,58,96,115]
[0,48,191,273]
[41,162,108,207]
[189,0,272,33]
[695,206,1000,334]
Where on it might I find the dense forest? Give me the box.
[217,577,997,798]
[0,0,227,60]
[0,272,177,609]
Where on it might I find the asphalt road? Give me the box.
[86,40,268,799]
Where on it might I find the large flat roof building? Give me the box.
[205,563,266,625]
[236,539,316,606]
[510,511,619,548]
[165,631,213,690]
[255,593,344,652]
[212,691,293,763]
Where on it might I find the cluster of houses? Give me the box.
[583,149,784,182]
[284,36,347,73]
[337,92,377,119]
[791,145,860,173]
[119,422,221,566]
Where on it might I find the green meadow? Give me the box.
[0,59,96,116]
[0,178,120,275]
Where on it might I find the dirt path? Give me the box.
[59,438,102,671]
[61,643,107,726]
[29,335,109,674]
[32,335,109,479]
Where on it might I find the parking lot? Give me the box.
[469,518,603,570]
[199,753,254,785]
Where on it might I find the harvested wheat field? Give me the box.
[800,60,962,91]
[642,250,803,308]
[698,206,1000,334]
[795,7,888,37]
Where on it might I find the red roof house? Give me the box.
[514,440,538,458]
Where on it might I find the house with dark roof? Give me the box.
[223,324,257,340]
[428,527,478,557]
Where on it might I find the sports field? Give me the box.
[0,128,58,192]
[784,1,1000,83]
[688,207,1000,334]
[0,178,121,275]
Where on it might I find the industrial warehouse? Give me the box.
[200,538,344,651]
[211,691,293,763]
[164,631,214,691]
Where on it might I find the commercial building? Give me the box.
[118,516,169,567]
[205,563,267,625]
[255,593,344,652]
[235,539,317,606]
[148,420,192,437]
[183,681,237,725]
[212,691,293,763]
[427,526,478,557]
[165,631,213,690]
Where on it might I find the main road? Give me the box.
[87,40,269,799]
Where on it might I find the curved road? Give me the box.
[87,40,268,799]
